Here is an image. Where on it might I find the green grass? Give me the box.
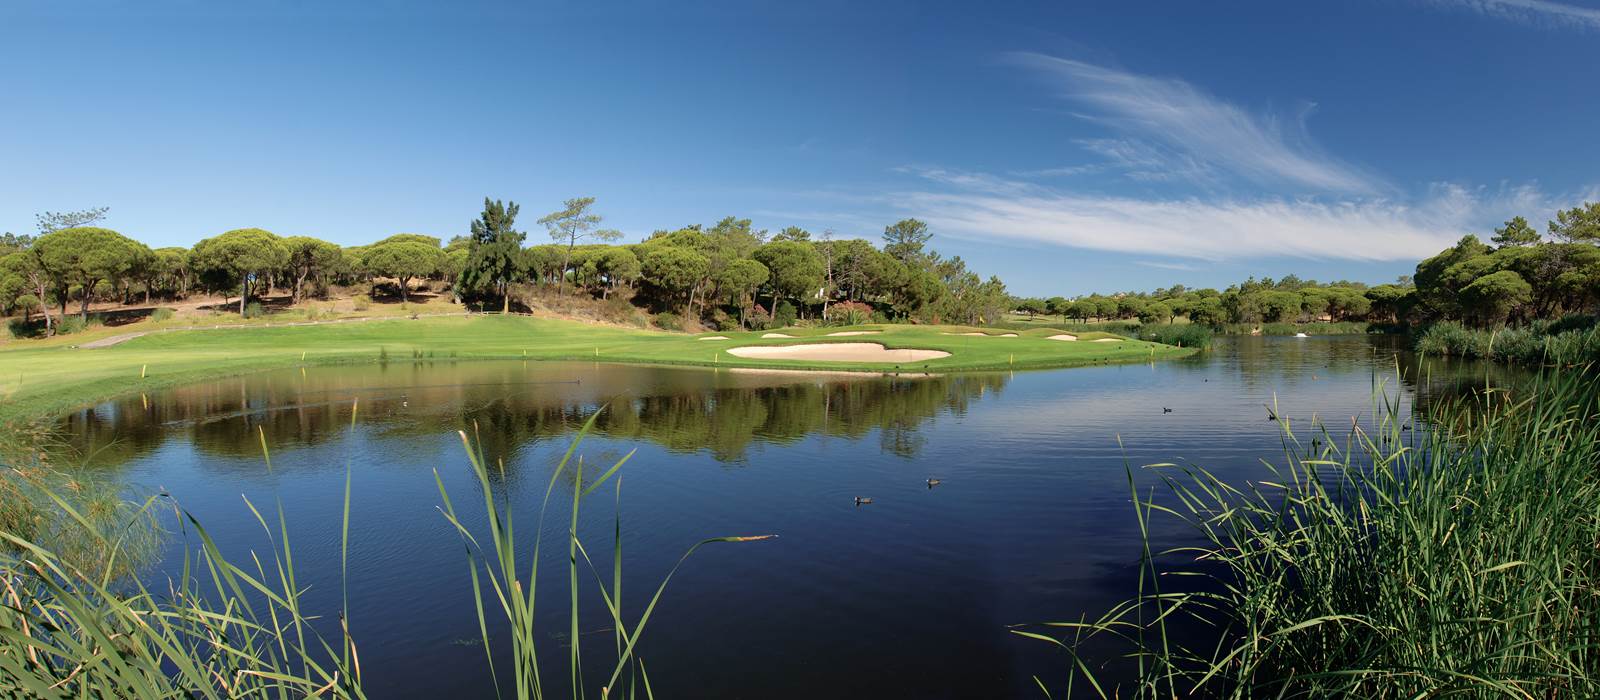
[0,315,1192,424]
[1416,316,1600,366]
[1018,368,1600,698]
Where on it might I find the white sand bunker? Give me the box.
[1047,334,1078,341]
[825,330,881,336]
[698,336,730,341]
[761,332,795,338]
[941,332,1018,337]
[727,343,949,363]
[1093,337,1122,342]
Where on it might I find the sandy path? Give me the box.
[726,343,948,362]
[78,332,151,348]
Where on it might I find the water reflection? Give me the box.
[56,362,1011,469]
[38,338,1534,698]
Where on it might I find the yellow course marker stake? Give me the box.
[141,364,147,379]
[301,351,306,361]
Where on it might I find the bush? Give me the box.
[772,301,796,329]
[711,309,742,332]
[653,312,682,331]
[55,317,87,335]
[242,302,265,319]
[351,294,371,312]
[825,301,873,326]
[150,307,174,323]
[1142,324,1213,349]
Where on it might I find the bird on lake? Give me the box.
[854,496,874,506]
[926,478,942,488]
[1162,407,1173,413]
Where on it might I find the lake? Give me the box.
[50,335,1509,698]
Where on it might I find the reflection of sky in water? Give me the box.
[47,336,1503,699]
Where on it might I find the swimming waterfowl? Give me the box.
[926,478,942,488]
[854,496,873,505]
[1162,407,1173,413]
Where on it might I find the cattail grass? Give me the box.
[1018,366,1600,698]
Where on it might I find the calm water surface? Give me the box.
[55,336,1508,698]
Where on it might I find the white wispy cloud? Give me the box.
[1006,53,1380,194]
[890,168,1578,262]
[1135,260,1201,271]
[1427,0,1600,30]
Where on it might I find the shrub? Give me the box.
[773,301,797,329]
[150,307,175,323]
[653,312,682,331]
[351,294,371,311]
[1143,324,1212,348]
[55,317,87,335]
[711,309,741,332]
[826,301,874,327]
[242,302,265,319]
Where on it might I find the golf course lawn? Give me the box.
[0,314,1194,424]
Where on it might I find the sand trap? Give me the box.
[942,331,1018,337]
[761,332,795,338]
[698,336,730,341]
[825,330,880,336]
[1093,337,1122,342]
[1047,334,1078,341]
[726,342,949,363]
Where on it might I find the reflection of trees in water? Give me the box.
[53,370,1012,469]
[1396,352,1537,416]
[474,374,1010,465]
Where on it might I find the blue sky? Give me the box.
[3,0,1597,296]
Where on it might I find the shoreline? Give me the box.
[0,315,1198,426]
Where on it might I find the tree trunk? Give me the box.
[240,279,248,315]
[33,277,53,335]
[399,276,410,302]
[559,235,574,297]
[80,278,96,322]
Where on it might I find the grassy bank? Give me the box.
[0,314,1191,424]
[1415,316,1600,366]
[1020,369,1600,697]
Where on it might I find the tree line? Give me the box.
[0,199,1012,335]
[1012,202,1600,329]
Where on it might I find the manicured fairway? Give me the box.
[0,315,1192,423]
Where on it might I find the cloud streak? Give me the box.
[1007,53,1379,194]
[891,169,1573,262]
[1427,0,1600,30]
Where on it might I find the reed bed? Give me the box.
[1416,316,1600,366]
[1018,367,1600,698]
[0,405,770,698]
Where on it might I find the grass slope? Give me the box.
[0,316,1192,424]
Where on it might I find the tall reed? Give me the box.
[1018,367,1600,697]
[1,404,771,698]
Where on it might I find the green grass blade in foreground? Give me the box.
[1016,366,1600,698]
